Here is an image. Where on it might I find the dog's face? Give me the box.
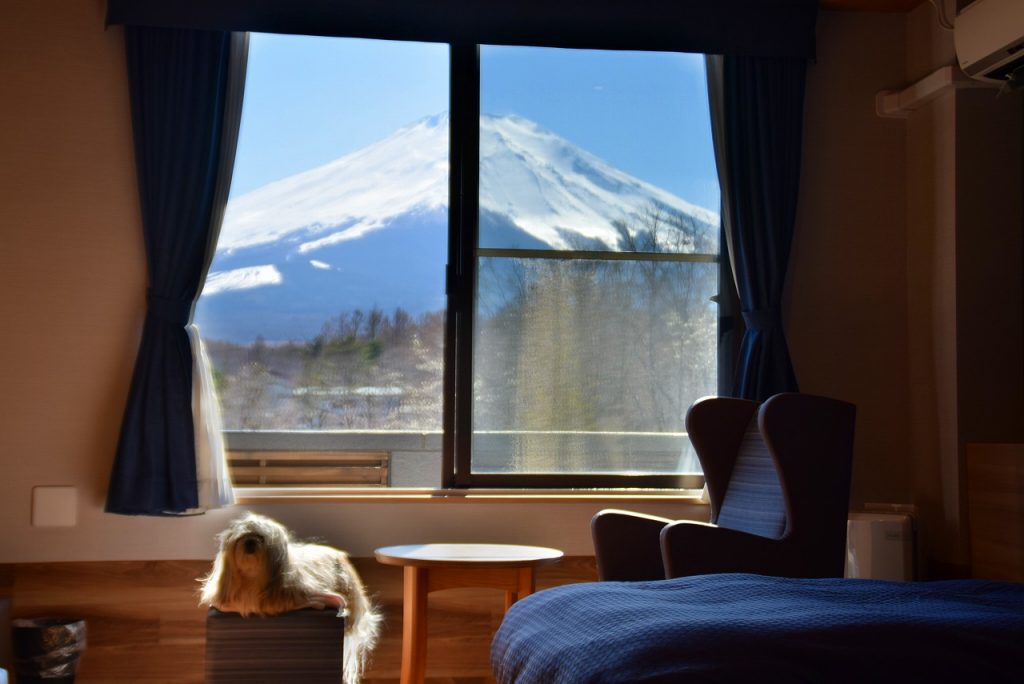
[218,513,291,582]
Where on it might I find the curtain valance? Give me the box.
[106,0,817,58]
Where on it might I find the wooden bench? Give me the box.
[227,451,390,487]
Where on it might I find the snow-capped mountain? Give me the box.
[478,114,716,250]
[195,113,719,343]
[217,113,450,254]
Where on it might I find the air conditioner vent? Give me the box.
[955,0,1024,84]
[986,52,1024,83]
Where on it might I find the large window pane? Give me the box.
[472,46,719,478]
[474,257,716,474]
[194,36,449,486]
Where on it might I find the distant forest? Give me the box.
[474,208,718,441]
[205,207,718,438]
[206,307,444,431]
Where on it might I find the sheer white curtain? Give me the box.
[190,32,250,511]
[190,326,235,509]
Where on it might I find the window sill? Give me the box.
[234,487,706,504]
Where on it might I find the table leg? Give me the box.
[517,567,536,599]
[401,566,429,684]
[502,568,537,613]
[503,590,516,612]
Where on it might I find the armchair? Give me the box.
[592,393,856,581]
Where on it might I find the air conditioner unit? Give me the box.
[954,0,1024,85]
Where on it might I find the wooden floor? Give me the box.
[0,557,597,683]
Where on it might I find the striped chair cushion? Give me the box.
[715,420,787,538]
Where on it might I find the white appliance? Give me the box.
[845,511,915,581]
[954,0,1024,85]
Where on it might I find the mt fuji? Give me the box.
[194,113,719,343]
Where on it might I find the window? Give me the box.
[195,37,721,491]
[194,35,449,487]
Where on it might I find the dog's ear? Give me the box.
[216,515,250,549]
[243,511,270,528]
[262,522,291,586]
[199,552,231,607]
[214,527,231,549]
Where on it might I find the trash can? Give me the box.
[11,618,86,683]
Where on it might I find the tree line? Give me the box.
[205,204,719,473]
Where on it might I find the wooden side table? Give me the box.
[375,543,563,684]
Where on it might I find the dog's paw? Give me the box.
[311,592,349,617]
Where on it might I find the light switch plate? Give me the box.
[32,486,78,527]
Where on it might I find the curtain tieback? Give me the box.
[147,291,192,327]
[742,308,781,331]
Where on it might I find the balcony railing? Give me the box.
[224,430,703,489]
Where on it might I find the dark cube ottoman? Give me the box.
[205,608,345,683]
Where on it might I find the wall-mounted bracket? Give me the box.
[876,65,997,118]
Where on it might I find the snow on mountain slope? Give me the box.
[215,112,718,255]
[218,113,449,252]
[478,114,717,249]
[197,113,719,342]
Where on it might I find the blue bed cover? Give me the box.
[492,573,1024,683]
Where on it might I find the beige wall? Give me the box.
[789,10,911,509]
[903,3,964,569]
[1,2,1020,570]
[769,4,1022,574]
[906,88,962,566]
[904,3,1023,571]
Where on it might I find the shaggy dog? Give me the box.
[200,513,381,684]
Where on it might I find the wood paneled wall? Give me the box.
[0,557,597,683]
[967,444,1024,581]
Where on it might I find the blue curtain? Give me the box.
[106,27,237,515]
[709,55,807,401]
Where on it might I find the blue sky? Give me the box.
[230,34,720,212]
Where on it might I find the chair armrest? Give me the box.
[660,520,793,579]
[592,509,673,581]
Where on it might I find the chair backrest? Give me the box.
[758,393,856,576]
[687,393,856,576]
[715,419,787,538]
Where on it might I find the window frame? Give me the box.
[208,38,730,493]
[443,43,723,490]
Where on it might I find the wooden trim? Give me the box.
[234,486,706,504]
[227,450,389,487]
[457,472,704,489]
[230,451,388,462]
[967,443,1024,581]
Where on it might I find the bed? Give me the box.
[491,573,1024,683]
